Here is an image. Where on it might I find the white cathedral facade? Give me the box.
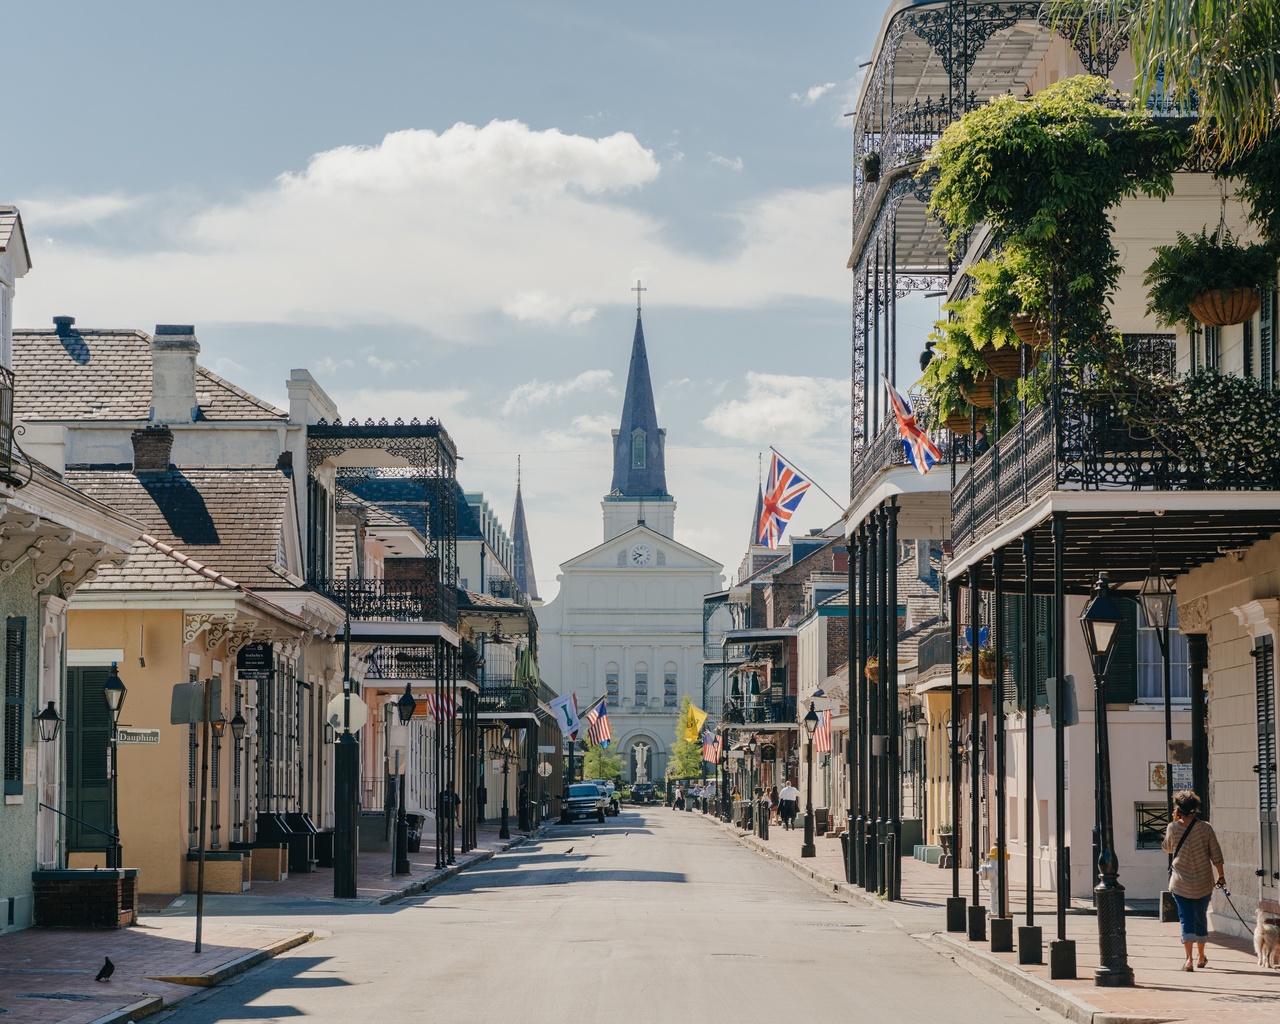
[535,306,723,783]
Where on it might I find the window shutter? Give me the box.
[1034,595,1050,709]
[1103,600,1139,705]
[1255,637,1279,894]
[3,617,27,795]
[1002,594,1022,714]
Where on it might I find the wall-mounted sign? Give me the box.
[1149,761,1194,792]
[117,728,161,745]
[237,642,273,679]
[170,680,223,724]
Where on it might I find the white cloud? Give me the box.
[18,194,141,227]
[19,120,848,332]
[709,153,744,172]
[703,373,847,442]
[314,356,355,376]
[539,413,617,451]
[791,82,836,106]
[501,369,615,416]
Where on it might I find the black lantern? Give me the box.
[211,712,227,740]
[103,662,127,723]
[1138,564,1174,632]
[35,701,62,743]
[801,703,819,858]
[1080,572,1123,674]
[747,735,758,757]
[396,684,417,725]
[749,672,761,696]
[229,711,247,743]
[730,675,741,698]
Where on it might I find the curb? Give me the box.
[377,831,538,906]
[86,995,165,1024]
[149,928,315,987]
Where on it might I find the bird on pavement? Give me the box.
[95,957,115,982]
[564,847,574,855]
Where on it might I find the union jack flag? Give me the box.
[884,377,942,475]
[701,728,721,764]
[583,698,612,747]
[756,450,811,549]
[426,693,456,722]
[814,709,832,754]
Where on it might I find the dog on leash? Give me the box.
[1255,909,1280,968]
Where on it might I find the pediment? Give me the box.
[559,525,722,573]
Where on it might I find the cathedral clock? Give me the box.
[629,543,653,567]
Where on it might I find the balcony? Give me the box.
[0,366,15,485]
[311,576,458,636]
[722,695,798,727]
[478,678,538,714]
[916,627,952,680]
[850,393,955,508]
[487,575,521,601]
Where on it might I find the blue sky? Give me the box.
[5,1,914,597]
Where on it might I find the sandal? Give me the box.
[1181,961,1194,972]
[1197,957,1208,968]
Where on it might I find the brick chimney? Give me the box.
[150,325,200,423]
[131,425,174,473]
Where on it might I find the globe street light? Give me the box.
[1080,572,1134,987]
[103,663,127,868]
[1139,563,1176,868]
[802,703,820,858]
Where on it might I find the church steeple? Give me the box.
[609,285,667,499]
[510,457,539,602]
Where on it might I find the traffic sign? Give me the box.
[537,761,553,778]
[326,692,368,735]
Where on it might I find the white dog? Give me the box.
[1255,908,1280,969]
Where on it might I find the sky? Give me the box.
[3,1,927,599]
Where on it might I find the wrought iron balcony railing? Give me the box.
[851,394,953,505]
[949,334,1277,558]
[311,575,457,627]
[487,575,521,601]
[916,627,952,678]
[478,679,537,714]
[722,695,798,726]
[0,367,15,484]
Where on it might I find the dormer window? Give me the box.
[631,429,646,469]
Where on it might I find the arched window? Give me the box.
[634,662,648,706]
[605,662,620,707]
[631,430,646,469]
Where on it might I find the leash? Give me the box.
[1218,882,1254,934]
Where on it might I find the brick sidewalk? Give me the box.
[701,813,1280,1024]
[0,918,310,1024]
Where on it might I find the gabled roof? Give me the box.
[11,327,287,421]
[0,206,31,277]
[65,465,295,590]
[557,523,723,572]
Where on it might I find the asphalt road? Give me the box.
[157,808,1065,1023]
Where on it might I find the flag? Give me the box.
[701,728,721,764]
[756,450,811,549]
[814,709,832,753]
[684,702,708,742]
[583,698,612,747]
[426,693,456,722]
[549,692,581,739]
[884,377,942,475]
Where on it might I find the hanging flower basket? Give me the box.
[1188,287,1262,327]
[1010,313,1051,350]
[979,344,1026,381]
[944,408,986,434]
[956,652,973,675]
[864,656,880,684]
[977,648,997,680]
[961,372,996,409]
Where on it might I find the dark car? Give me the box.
[630,782,656,804]
[585,779,621,816]
[563,783,606,823]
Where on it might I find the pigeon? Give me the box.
[95,957,115,982]
[564,847,574,855]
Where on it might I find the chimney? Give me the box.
[150,325,200,423]
[131,425,174,473]
[53,316,75,336]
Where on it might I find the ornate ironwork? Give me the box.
[907,2,1043,105]
[365,643,441,680]
[851,396,954,506]
[0,367,18,487]
[312,576,453,624]
[1043,7,1128,77]
[478,680,537,713]
[722,695,798,726]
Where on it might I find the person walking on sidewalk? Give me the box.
[1163,789,1226,972]
[769,785,780,825]
[778,780,800,830]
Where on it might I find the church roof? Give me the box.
[609,311,668,499]
[510,471,539,601]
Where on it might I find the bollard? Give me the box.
[967,904,987,942]
[946,896,967,932]
[990,916,1013,952]
[757,800,770,840]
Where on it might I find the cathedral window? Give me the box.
[663,670,677,707]
[631,430,646,469]
[606,669,619,707]
[634,667,648,706]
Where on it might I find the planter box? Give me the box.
[250,846,288,882]
[32,869,139,928]
[184,853,249,894]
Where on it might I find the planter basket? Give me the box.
[980,344,1025,381]
[961,372,997,409]
[945,408,986,434]
[977,650,997,680]
[864,659,880,684]
[1188,287,1261,327]
[1010,313,1051,350]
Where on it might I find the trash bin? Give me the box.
[406,813,425,854]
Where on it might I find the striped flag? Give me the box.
[426,693,456,722]
[756,450,812,549]
[884,377,942,475]
[583,698,612,747]
[814,709,832,753]
[701,728,721,764]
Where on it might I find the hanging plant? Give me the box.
[976,646,997,680]
[944,408,986,434]
[1144,225,1278,328]
[859,150,882,184]
[864,656,880,683]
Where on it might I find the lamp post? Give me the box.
[747,735,759,832]
[229,712,247,844]
[394,685,416,874]
[35,702,63,743]
[102,663,127,869]
[499,728,513,840]
[1139,564,1175,869]
[802,703,819,857]
[719,749,729,821]
[210,712,225,849]
[1080,571,1134,987]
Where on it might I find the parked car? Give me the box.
[630,782,656,804]
[563,783,607,823]
[584,778,621,816]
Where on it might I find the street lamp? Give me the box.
[392,684,417,872]
[103,663,126,868]
[396,684,418,724]
[1139,563,1176,867]
[35,702,62,743]
[747,735,759,831]
[802,703,819,858]
[1080,571,1134,987]
[229,712,247,844]
[499,728,513,840]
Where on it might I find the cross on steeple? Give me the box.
[632,279,646,312]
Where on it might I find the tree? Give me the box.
[667,695,707,780]
[582,745,623,783]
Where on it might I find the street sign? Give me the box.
[537,745,556,754]
[116,728,160,745]
[326,692,368,735]
[170,680,223,724]
[537,761,553,777]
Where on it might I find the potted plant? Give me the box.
[1144,225,1279,327]
[937,822,954,859]
[977,646,997,680]
[921,317,996,428]
[859,150,881,184]
[864,655,880,683]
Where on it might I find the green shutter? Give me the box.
[3,617,27,795]
[66,666,112,849]
[1256,637,1279,894]
[1103,601,1139,705]
[1001,594,1022,714]
[1034,595,1050,709]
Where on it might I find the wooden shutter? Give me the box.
[3,617,27,795]
[66,666,111,849]
[1034,595,1050,709]
[1255,636,1279,895]
[1002,594,1022,714]
[1262,287,1276,391]
[1103,601,1139,705]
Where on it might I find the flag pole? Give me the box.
[769,446,845,512]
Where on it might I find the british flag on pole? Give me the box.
[756,450,812,549]
[884,377,942,475]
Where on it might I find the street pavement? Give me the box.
[151,807,1063,1024]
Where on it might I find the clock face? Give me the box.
[630,544,653,567]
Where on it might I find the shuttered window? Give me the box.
[66,666,111,849]
[1103,600,1139,705]
[1001,594,1050,711]
[1262,288,1276,391]
[3,617,27,794]
[1255,636,1279,895]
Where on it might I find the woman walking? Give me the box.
[769,785,780,825]
[1162,790,1225,971]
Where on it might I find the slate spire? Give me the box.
[510,457,539,601]
[609,297,667,498]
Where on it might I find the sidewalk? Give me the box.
[702,812,1280,1024]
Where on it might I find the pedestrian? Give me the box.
[673,784,685,811]
[769,785,779,825]
[778,779,800,830]
[1163,790,1226,971]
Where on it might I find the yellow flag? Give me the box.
[685,703,708,742]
